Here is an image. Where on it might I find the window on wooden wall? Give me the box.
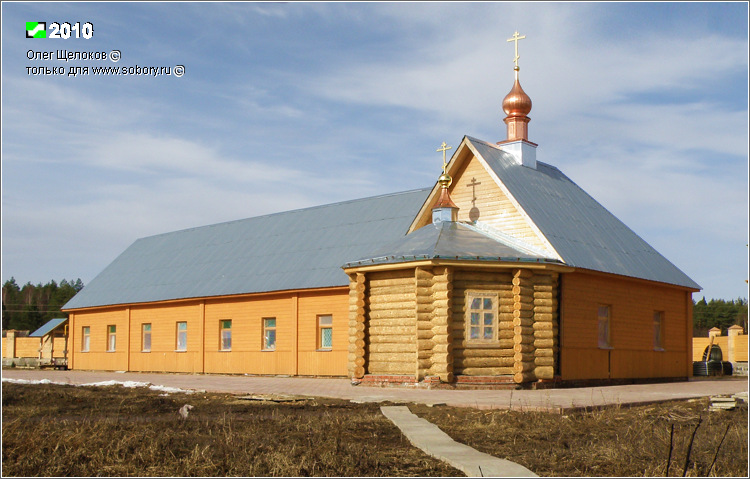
[654,311,664,351]
[220,320,232,351]
[107,325,116,352]
[318,315,333,350]
[142,323,151,352]
[597,305,611,349]
[176,321,187,351]
[263,318,276,351]
[81,326,90,352]
[465,291,498,342]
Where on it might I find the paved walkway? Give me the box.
[2,369,747,411]
[381,405,537,477]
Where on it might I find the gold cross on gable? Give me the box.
[437,141,452,173]
[507,31,526,68]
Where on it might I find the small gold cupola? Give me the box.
[432,142,458,224]
[498,31,538,169]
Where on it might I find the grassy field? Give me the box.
[412,398,748,477]
[2,382,747,477]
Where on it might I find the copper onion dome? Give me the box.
[502,68,532,117]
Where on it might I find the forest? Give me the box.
[2,278,83,332]
[1,278,747,337]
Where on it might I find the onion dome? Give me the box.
[501,67,532,142]
[502,68,532,117]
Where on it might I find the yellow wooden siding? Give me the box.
[560,271,690,380]
[68,288,350,376]
[203,295,296,375]
[129,302,203,373]
[297,290,349,376]
[70,308,130,371]
[1,337,5,357]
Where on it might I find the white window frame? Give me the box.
[81,326,90,352]
[142,323,151,352]
[317,314,333,350]
[220,320,232,351]
[176,321,187,352]
[107,325,116,352]
[465,291,499,343]
[263,317,276,351]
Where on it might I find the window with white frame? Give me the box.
[142,323,151,352]
[318,315,333,350]
[107,325,116,352]
[82,326,90,352]
[598,305,611,349]
[176,321,187,351]
[263,318,276,351]
[465,291,498,342]
[220,320,232,351]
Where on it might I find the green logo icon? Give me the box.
[26,22,46,38]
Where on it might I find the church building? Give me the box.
[62,34,700,387]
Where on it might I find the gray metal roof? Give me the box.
[63,188,431,310]
[30,318,67,337]
[64,135,700,311]
[344,221,562,268]
[466,136,701,290]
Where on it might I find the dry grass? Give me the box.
[411,399,748,477]
[1,383,461,477]
[3,383,747,477]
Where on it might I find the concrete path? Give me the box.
[1,369,747,412]
[381,405,536,477]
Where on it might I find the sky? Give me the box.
[1,2,748,302]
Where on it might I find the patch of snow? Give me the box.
[2,377,196,395]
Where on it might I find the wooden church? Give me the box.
[62,35,700,387]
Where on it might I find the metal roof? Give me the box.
[29,318,67,337]
[63,188,432,310]
[344,221,563,268]
[466,136,701,290]
[63,135,700,311]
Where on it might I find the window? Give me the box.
[107,325,116,352]
[654,311,664,350]
[176,322,187,351]
[465,292,498,342]
[263,318,276,351]
[598,306,611,349]
[142,323,151,352]
[220,320,232,351]
[81,326,90,352]
[318,315,333,350]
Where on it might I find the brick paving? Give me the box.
[2,369,747,411]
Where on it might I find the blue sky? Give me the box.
[1,2,748,302]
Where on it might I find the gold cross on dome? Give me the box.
[507,31,526,68]
[437,141,452,173]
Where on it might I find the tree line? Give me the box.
[1,278,747,338]
[2,278,83,332]
[692,297,748,337]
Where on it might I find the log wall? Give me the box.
[364,269,416,375]
[451,269,515,376]
[415,266,454,382]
